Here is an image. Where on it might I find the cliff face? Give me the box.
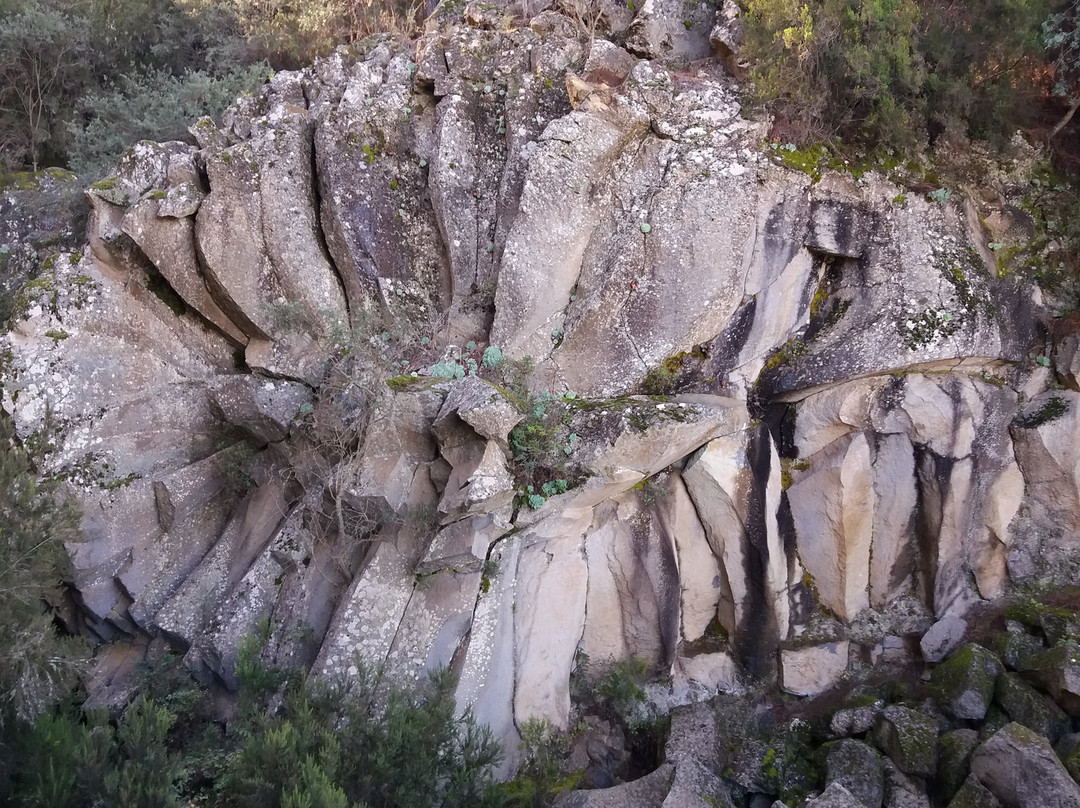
[1,0,1076,768]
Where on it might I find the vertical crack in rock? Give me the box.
[737,423,779,675]
[303,103,350,321]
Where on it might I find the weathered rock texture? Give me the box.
[1,0,1077,781]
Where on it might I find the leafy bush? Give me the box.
[67,62,268,179]
[102,697,184,808]
[0,413,84,734]
[496,718,578,808]
[0,0,85,170]
[14,698,181,808]
[742,0,1056,152]
[9,645,504,808]
[593,657,648,727]
[743,0,925,149]
[0,0,431,174]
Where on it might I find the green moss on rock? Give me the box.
[994,671,1069,742]
[872,705,938,778]
[936,729,979,804]
[1020,641,1080,716]
[992,630,1046,671]
[386,374,441,392]
[930,643,1004,721]
[947,773,1002,808]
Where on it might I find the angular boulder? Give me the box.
[781,642,850,697]
[994,671,1068,742]
[872,706,938,778]
[826,739,884,808]
[969,722,1080,808]
[920,616,968,664]
[930,643,1004,721]
[1020,642,1080,716]
[806,782,870,808]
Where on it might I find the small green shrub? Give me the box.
[431,361,465,379]
[928,187,952,205]
[497,718,578,808]
[594,657,648,726]
[742,0,1053,153]
[68,62,269,180]
[482,345,504,368]
[217,439,257,499]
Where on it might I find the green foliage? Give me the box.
[1044,0,1080,99]
[922,0,1053,142]
[928,187,952,205]
[432,361,466,379]
[281,758,349,808]
[496,718,578,808]
[506,393,584,505]
[223,709,343,808]
[325,665,501,808]
[101,697,183,808]
[481,345,504,368]
[1016,164,1080,309]
[0,0,428,173]
[16,706,113,807]
[67,62,269,179]
[217,437,257,500]
[14,698,181,808]
[234,617,284,701]
[0,0,85,170]
[593,657,648,726]
[743,0,925,149]
[223,647,504,808]
[10,648,503,808]
[0,412,84,736]
[632,474,667,506]
[743,0,1055,151]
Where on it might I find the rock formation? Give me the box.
[2,0,1078,782]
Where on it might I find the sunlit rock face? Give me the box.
[1,0,1073,773]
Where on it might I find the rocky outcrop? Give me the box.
[0,168,87,324]
[3,0,1080,784]
[969,722,1080,808]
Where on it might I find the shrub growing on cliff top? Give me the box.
[67,62,270,179]
[743,0,926,149]
[742,0,1056,152]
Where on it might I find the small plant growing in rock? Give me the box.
[431,361,465,379]
[498,717,578,807]
[482,345,503,368]
[594,657,648,727]
[633,474,667,506]
[215,436,257,499]
[928,187,952,205]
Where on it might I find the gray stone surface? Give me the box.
[827,739,884,808]
[553,763,674,808]
[807,782,870,808]
[1,8,1079,793]
[969,722,1080,808]
[663,702,734,808]
[1020,642,1080,716]
[872,706,938,778]
[931,643,1004,721]
[921,616,969,663]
